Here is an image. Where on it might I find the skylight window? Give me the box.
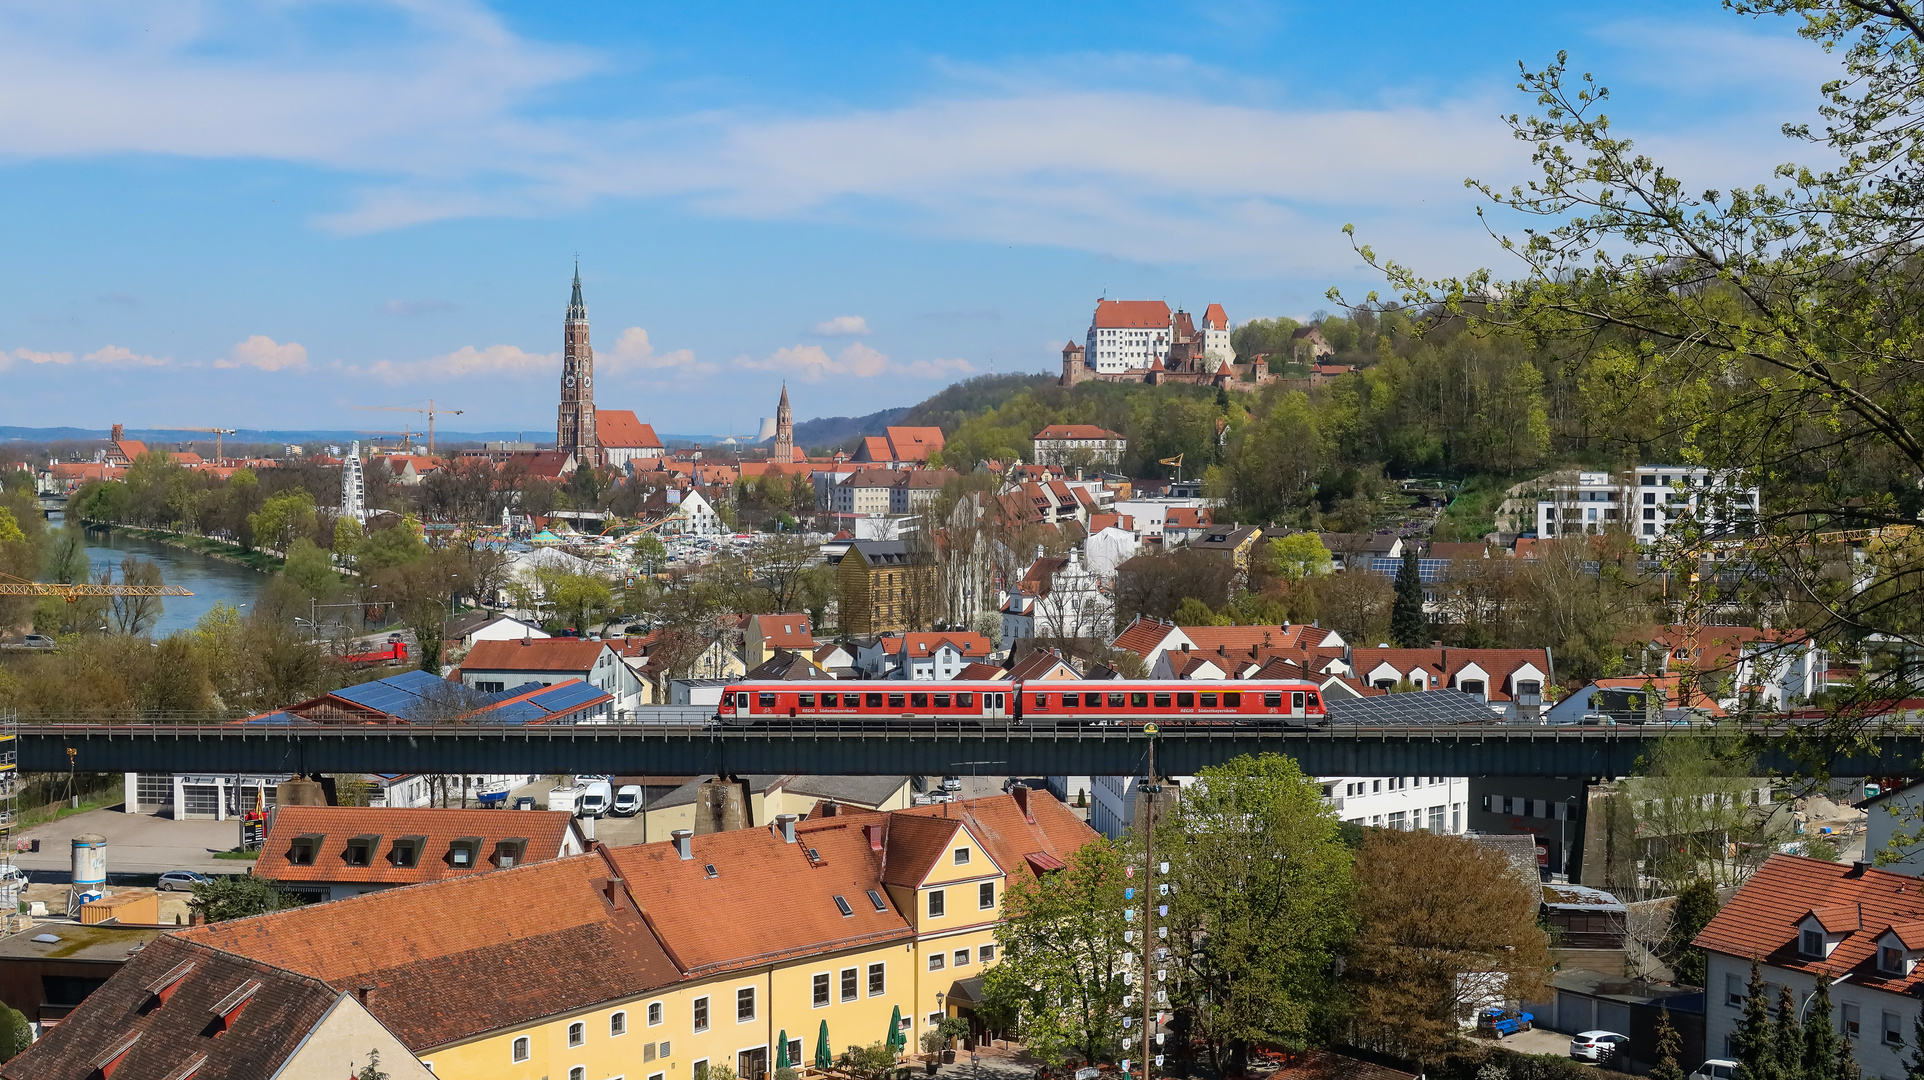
[834,895,854,917]
[867,889,887,912]
[704,864,718,878]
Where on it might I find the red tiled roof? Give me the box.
[955,662,1006,681]
[1112,616,1178,659]
[607,819,914,977]
[898,790,1096,885]
[1035,424,1122,441]
[254,806,579,886]
[1347,647,1551,702]
[182,852,684,1050]
[460,637,610,673]
[881,814,964,888]
[754,613,817,650]
[859,436,893,461]
[1165,507,1209,529]
[902,632,993,658]
[596,409,664,449]
[1202,303,1229,331]
[1091,299,1171,329]
[1695,855,1924,993]
[886,426,945,462]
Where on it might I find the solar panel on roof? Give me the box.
[1325,692,1508,727]
[527,680,607,715]
[486,702,547,725]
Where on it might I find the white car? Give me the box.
[1689,1061,1738,1080]
[1570,1031,1627,1063]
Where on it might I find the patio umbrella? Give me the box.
[886,1005,906,1053]
[815,1020,833,1069]
[777,1031,791,1069]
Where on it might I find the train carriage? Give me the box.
[714,678,1325,727]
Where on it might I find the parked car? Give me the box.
[158,870,213,892]
[1688,1061,1738,1080]
[514,796,536,811]
[1476,1008,1533,1038]
[1570,1031,1628,1063]
[20,635,54,650]
[612,785,643,816]
[577,780,614,818]
[0,865,27,886]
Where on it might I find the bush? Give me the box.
[0,1002,26,1062]
[1433,1046,1599,1080]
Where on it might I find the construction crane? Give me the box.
[353,400,464,454]
[1159,453,1184,482]
[0,570,192,603]
[151,426,238,464]
[355,428,421,453]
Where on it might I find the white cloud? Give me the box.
[812,315,870,336]
[604,326,709,374]
[346,343,556,383]
[216,335,308,371]
[2,344,168,368]
[741,341,969,382]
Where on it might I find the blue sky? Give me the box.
[0,0,1841,436]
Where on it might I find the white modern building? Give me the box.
[1086,300,1173,373]
[1535,465,1759,542]
[1089,772,1468,839]
[1032,425,1128,467]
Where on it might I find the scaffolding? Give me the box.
[0,711,18,931]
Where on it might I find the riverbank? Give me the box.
[94,525,283,575]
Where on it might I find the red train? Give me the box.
[715,679,1326,726]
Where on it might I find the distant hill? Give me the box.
[897,373,1053,431]
[791,408,909,452]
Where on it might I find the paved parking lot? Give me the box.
[12,807,251,879]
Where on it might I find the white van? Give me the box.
[577,780,614,818]
[1690,1061,1737,1080]
[612,785,643,817]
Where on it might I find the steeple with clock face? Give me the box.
[556,263,602,468]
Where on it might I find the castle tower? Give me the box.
[1060,341,1086,387]
[556,264,602,469]
[772,383,795,463]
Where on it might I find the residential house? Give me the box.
[1001,548,1112,645]
[443,611,549,650]
[1160,506,1212,547]
[1339,647,1552,721]
[253,805,586,902]
[1533,465,1759,542]
[743,650,833,681]
[1032,425,1126,467]
[899,632,994,680]
[1110,617,1346,678]
[597,409,666,471]
[1319,531,1404,569]
[1697,855,1924,1075]
[745,613,818,670]
[1545,675,1727,725]
[1191,524,1263,578]
[833,540,938,636]
[1636,625,1827,710]
[668,487,727,536]
[892,469,955,514]
[457,637,651,719]
[0,934,433,1080]
[638,774,915,839]
[833,469,901,516]
[26,792,1090,1080]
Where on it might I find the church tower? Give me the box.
[556,264,601,469]
[772,383,795,463]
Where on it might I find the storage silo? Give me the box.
[71,833,107,907]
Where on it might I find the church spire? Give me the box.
[773,382,795,464]
[568,261,587,321]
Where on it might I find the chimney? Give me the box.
[672,829,693,860]
[604,877,625,905]
[1012,784,1033,823]
[819,800,839,818]
[357,984,374,1006]
[520,637,531,646]
[864,823,885,851]
[776,814,798,843]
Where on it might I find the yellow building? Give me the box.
[13,792,1095,1080]
[834,541,938,636]
[639,775,916,840]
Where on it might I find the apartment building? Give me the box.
[1535,465,1760,541]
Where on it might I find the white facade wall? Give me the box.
[1868,784,1924,876]
[1203,327,1232,366]
[1085,324,1171,373]
[1327,775,1469,833]
[1704,950,1916,1077]
[1033,437,1127,467]
[1536,466,1760,543]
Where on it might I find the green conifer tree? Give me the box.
[1733,961,1775,1080]
[1804,977,1839,1080]
[1907,1010,1924,1080]
[1836,1026,1860,1080]
[1773,985,1802,1080]
[1390,545,1425,647]
[1650,1007,1686,1080]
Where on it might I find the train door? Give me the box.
[984,691,1008,720]
[1291,691,1306,718]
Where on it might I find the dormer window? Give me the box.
[447,836,483,869]
[1803,928,1826,957]
[343,834,381,868]
[1882,944,1909,976]
[145,960,195,1009]
[493,838,530,868]
[389,835,426,869]
[287,833,323,866]
[208,980,261,1035]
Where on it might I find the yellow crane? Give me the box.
[151,426,238,463]
[1159,453,1184,482]
[353,400,464,454]
[0,571,192,603]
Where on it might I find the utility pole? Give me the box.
[1139,727,1162,1080]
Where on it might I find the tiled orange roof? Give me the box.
[880,813,963,888]
[754,613,817,650]
[596,409,663,449]
[607,819,913,977]
[954,662,1006,681]
[1091,299,1171,329]
[183,852,683,1050]
[461,637,609,673]
[898,790,1096,885]
[1695,855,1924,994]
[1112,616,1177,659]
[885,426,944,462]
[1201,303,1229,331]
[254,806,579,886]
[1347,647,1552,703]
[902,632,992,658]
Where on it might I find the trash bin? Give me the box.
[29,840,39,853]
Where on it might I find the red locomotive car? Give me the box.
[715,679,1325,726]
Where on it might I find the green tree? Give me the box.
[0,1002,26,1062]
[1267,533,1332,581]
[633,534,668,576]
[108,556,166,636]
[1733,961,1774,1080]
[1805,978,1840,1080]
[546,572,615,634]
[333,516,364,559]
[1651,1007,1686,1080]
[1661,880,1722,987]
[1773,984,1802,1080]
[189,874,299,922]
[1838,1031,1860,1080]
[247,489,318,554]
[1390,545,1425,647]
[1171,596,1224,627]
[356,1049,391,1080]
[282,538,338,600]
[984,838,1131,1066]
[354,514,429,574]
[1157,753,1355,1073]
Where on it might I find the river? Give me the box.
[51,516,270,636]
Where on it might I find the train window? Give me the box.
[1306,694,1321,709]
[934,694,951,708]
[737,693,749,708]
[1263,692,1283,708]
[759,693,777,708]
[867,694,884,708]
[957,693,973,707]
[1153,693,1171,708]
[1292,692,1305,711]
[1200,693,1217,707]
[1177,692,1194,707]
[1061,693,1079,707]
[1108,692,1126,707]
[889,694,905,709]
[800,693,816,708]
[911,693,929,709]
[1130,692,1148,708]
[1034,694,1049,709]
[1223,692,1241,707]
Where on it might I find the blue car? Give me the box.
[1478,1008,1533,1038]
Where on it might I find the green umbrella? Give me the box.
[777,1030,791,1069]
[886,1005,906,1053]
[815,1019,833,1069]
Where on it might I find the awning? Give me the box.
[1024,851,1066,874]
[946,976,987,1008]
